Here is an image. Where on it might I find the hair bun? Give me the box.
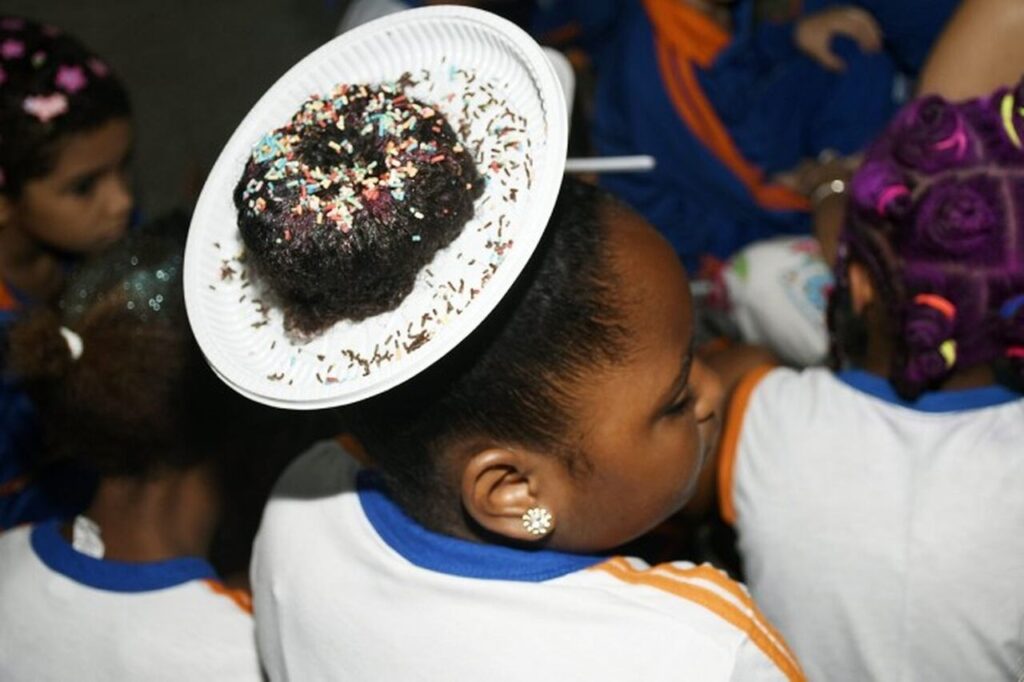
[911,175,1003,260]
[850,161,913,221]
[894,96,974,173]
[892,294,958,399]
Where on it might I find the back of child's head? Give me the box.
[832,80,1024,399]
[0,15,130,197]
[6,213,245,477]
[346,178,630,530]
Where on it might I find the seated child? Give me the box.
[235,80,805,679]
[533,0,903,269]
[0,15,134,528]
[0,227,262,681]
[717,84,1024,680]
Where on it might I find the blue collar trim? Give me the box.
[31,521,217,592]
[356,470,603,582]
[837,369,1023,413]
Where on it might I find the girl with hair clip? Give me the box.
[230,78,805,680]
[0,15,134,529]
[716,82,1024,680]
[0,224,263,681]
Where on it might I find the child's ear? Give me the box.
[848,261,876,315]
[460,447,560,543]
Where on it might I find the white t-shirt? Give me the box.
[720,366,1024,681]
[252,439,805,681]
[0,521,262,682]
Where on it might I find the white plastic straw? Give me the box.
[564,155,656,174]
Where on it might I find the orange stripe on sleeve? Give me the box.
[0,475,31,498]
[660,562,802,674]
[717,365,774,525]
[204,579,253,615]
[597,558,805,681]
[642,0,810,213]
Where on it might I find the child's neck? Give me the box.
[64,465,219,562]
[861,349,998,391]
[0,225,63,302]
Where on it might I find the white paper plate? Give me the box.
[183,6,567,409]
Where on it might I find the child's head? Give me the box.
[831,81,1024,399]
[233,80,482,334]
[348,179,721,553]
[0,16,133,254]
[6,215,245,479]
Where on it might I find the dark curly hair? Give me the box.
[0,15,131,197]
[234,80,483,334]
[345,179,632,532]
[5,215,280,477]
[830,80,1024,400]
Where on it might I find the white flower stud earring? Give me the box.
[521,507,554,537]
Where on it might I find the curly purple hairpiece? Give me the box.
[831,79,1024,400]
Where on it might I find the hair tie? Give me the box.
[933,115,967,158]
[913,293,957,321]
[1007,346,1024,360]
[59,326,83,360]
[1002,93,1023,149]
[938,339,957,368]
[876,185,910,216]
[1000,294,1024,320]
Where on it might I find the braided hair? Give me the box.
[830,79,1024,400]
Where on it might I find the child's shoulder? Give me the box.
[730,364,838,421]
[580,557,803,680]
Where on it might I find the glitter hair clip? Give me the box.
[59,326,84,361]
[913,293,957,321]
[23,92,68,123]
[1000,294,1024,320]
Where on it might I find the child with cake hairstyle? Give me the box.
[0,222,263,681]
[0,15,134,529]
[242,81,804,680]
[717,83,1024,680]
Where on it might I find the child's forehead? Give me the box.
[43,118,132,178]
[602,205,694,346]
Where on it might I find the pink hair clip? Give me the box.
[23,93,69,123]
[1006,347,1024,360]
[913,293,957,321]
[0,38,24,60]
[55,64,88,94]
[87,57,109,78]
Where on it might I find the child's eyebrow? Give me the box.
[660,339,695,405]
